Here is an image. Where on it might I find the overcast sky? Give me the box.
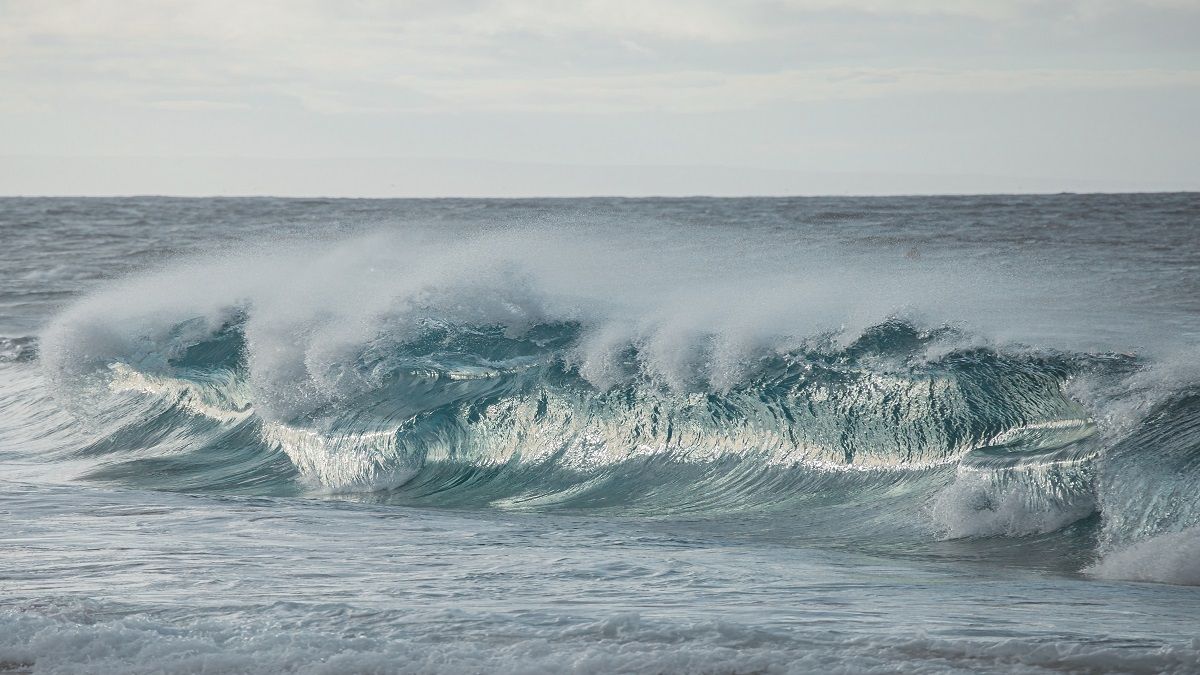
[2,0,1198,196]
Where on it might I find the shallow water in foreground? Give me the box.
[2,195,1200,673]
[2,482,1199,674]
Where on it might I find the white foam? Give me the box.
[1065,345,1200,437]
[1087,526,1200,586]
[929,469,1095,539]
[38,223,1132,419]
[4,608,1197,675]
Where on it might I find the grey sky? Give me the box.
[1,0,1198,196]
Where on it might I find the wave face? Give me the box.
[17,218,1197,586]
[67,316,1093,501]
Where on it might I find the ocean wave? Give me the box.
[20,230,1200,584]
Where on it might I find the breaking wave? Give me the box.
[16,228,1200,584]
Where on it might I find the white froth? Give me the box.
[1087,526,1200,586]
[37,223,1115,414]
[930,469,1096,539]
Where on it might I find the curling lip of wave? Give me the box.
[80,310,1097,503]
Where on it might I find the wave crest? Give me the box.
[26,229,1200,583]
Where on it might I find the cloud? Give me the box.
[2,0,1197,116]
[147,99,253,111]
[395,67,1200,113]
[0,0,1197,194]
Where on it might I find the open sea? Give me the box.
[2,194,1199,674]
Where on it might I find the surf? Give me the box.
[5,224,1194,585]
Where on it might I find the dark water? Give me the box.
[2,195,1199,673]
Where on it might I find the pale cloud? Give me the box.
[148,99,253,112]
[3,0,1197,114]
[0,0,1197,193]
[395,67,1200,114]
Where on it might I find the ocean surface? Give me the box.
[2,194,1199,674]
